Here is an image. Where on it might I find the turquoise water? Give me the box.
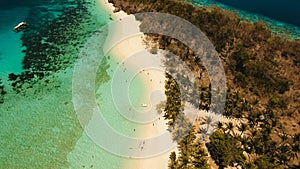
[1,0,299,168]
[0,7,29,79]
[0,0,134,168]
[95,55,146,138]
[0,0,152,168]
[186,0,300,39]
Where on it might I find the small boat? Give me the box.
[141,103,147,107]
[13,21,28,32]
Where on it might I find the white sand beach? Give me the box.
[97,0,178,168]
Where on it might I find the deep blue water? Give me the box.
[187,0,300,39]
[215,0,300,27]
[0,0,49,9]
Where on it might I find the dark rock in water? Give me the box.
[8,73,18,81]
[0,79,5,104]
[10,0,101,93]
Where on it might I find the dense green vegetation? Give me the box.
[164,73,183,127]
[209,112,300,169]
[109,0,300,168]
[164,72,210,168]
[168,127,209,169]
[224,89,251,118]
[206,131,245,168]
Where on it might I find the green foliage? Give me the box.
[269,95,287,109]
[149,47,158,54]
[224,90,250,118]
[237,122,248,136]
[172,114,193,142]
[156,100,166,114]
[289,164,300,169]
[254,155,278,169]
[234,71,247,88]
[230,52,291,94]
[243,61,290,94]
[168,152,177,169]
[230,49,250,73]
[190,141,209,169]
[169,127,209,169]
[164,73,183,127]
[197,86,211,111]
[207,131,245,168]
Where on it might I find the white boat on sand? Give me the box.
[141,103,147,107]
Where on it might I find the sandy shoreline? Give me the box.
[98,0,177,168]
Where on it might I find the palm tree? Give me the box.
[277,144,291,166]
[198,87,210,111]
[237,122,248,137]
[164,73,182,127]
[248,111,261,128]
[190,141,209,169]
[278,131,289,147]
[168,152,177,169]
[200,115,217,134]
[226,122,235,135]
[289,133,300,160]
[217,121,223,131]
[293,133,300,143]
[290,143,300,160]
